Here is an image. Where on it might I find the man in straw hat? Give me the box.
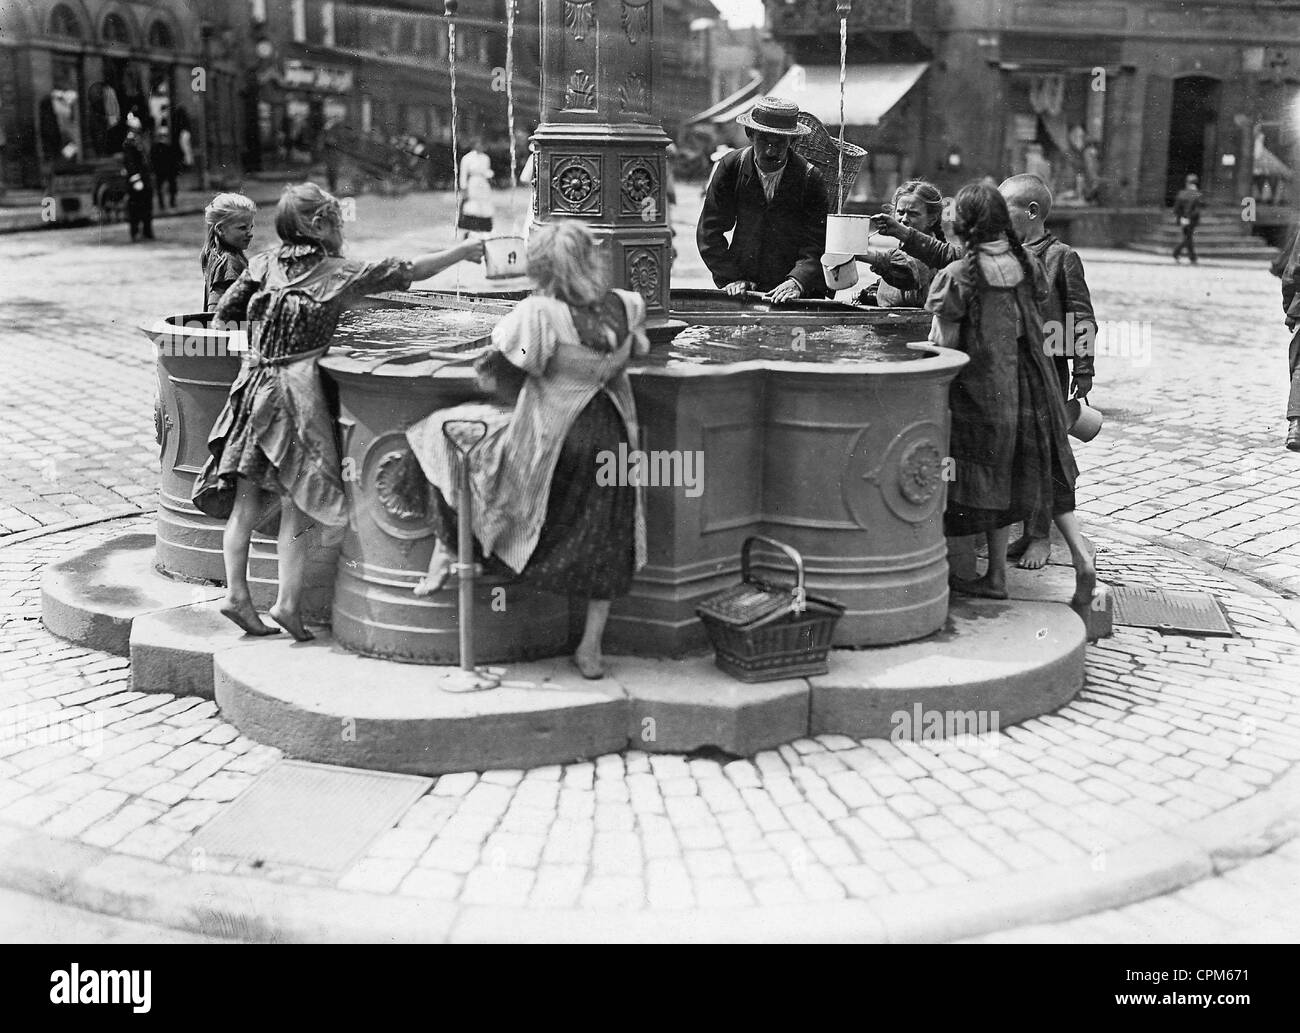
[697,96,829,303]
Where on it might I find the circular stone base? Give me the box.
[42,531,1088,773]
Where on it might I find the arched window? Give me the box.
[148,21,175,50]
[50,4,81,38]
[102,13,131,46]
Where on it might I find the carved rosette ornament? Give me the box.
[618,72,648,113]
[898,441,943,506]
[846,421,947,526]
[621,0,651,45]
[564,0,595,41]
[565,70,596,109]
[620,158,658,215]
[375,450,428,521]
[551,156,602,213]
[626,248,660,303]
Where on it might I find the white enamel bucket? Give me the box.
[822,253,859,291]
[825,214,873,255]
[483,236,527,280]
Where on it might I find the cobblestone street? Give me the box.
[1,189,1298,942]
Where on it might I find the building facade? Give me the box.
[767,0,1300,207]
[0,0,249,192]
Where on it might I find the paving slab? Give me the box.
[40,533,223,657]
[807,597,1085,738]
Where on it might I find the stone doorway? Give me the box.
[1165,75,1220,204]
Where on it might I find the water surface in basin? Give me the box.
[334,306,928,365]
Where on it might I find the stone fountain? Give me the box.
[41,1,1093,774]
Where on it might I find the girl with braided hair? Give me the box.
[925,182,1096,614]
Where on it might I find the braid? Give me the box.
[964,247,984,354]
[1006,225,1036,287]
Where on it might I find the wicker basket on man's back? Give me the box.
[697,537,844,683]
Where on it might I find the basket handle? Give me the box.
[741,536,806,613]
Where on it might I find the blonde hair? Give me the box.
[200,192,256,271]
[274,182,343,251]
[526,220,605,307]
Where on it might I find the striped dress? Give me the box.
[406,290,649,590]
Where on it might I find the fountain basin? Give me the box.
[144,293,960,662]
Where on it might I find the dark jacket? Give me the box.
[1173,187,1203,227]
[1024,233,1097,390]
[697,147,829,297]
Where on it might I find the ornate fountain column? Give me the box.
[533,0,673,323]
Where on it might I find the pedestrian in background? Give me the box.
[1172,173,1203,264]
[457,138,495,238]
[1275,218,1300,450]
[151,124,180,211]
[122,110,154,242]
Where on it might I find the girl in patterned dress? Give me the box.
[405,220,649,679]
[194,183,484,640]
[201,193,257,311]
[925,182,1097,614]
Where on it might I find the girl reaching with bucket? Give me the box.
[924,182,1097,616]
[193,182,484,641]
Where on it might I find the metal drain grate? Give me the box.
[1111,587,1233,637]
[188,760,432,873]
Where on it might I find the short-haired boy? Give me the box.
[999,173,1098,569]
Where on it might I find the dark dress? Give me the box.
[203,243,248,311]
[408,290,648,599]
[926,245,1079,537]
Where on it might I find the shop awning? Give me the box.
[766,63,929,127]
[687,72,765,126]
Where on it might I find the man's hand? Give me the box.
[724,280,753,296]
[764,279,803,304]
[1071,375,1093,399]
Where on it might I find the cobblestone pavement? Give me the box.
[1,190,1298,940]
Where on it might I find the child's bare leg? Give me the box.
[950,527,1010,599]
[1009,512,1052,569]
[220,479,278,635]
[1053,511,1097,608]
[573,598,611,679]
[268,498,315,641]
[414,538,456,597]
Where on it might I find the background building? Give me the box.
[765,0,1300,209]
[0,0,249,191]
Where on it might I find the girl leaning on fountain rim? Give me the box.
[402,220,650,680]
[192,183,483,641]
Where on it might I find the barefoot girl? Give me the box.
[201,192,257,310]
[193,183,484,639]
[404,221,648,679]
[925,182,1097,614]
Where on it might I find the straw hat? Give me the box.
[737,96,812,137]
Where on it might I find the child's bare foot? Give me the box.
[219,598,280,636]
[268,605,315,642]
[1070,536,1098,610]
[413,544,455,597]
[949,573,1008,600]
[1011,536,1052,569]
[572,648,606,680]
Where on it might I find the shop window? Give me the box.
[148,21,175,50]
[102,13,131,46]
[1002,71,1106,205]
[50,4,81,38]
